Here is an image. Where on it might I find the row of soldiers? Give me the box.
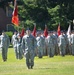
[0,29,74,69]
[36,31,74,58]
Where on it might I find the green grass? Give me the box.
[0,47,74,75]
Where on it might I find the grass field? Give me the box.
[0,47,74,75]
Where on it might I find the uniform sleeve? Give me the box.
[11,36,14,45]
[1,36,4,47]
[21,37,25,51]
[33,37,37,50]
[71,35,73,44]
[45,37,48,47]
[58,36,60,46]
[7,36,10,48]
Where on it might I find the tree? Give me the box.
[15,0,74,30]
[1,0,74,30]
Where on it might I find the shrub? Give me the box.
[5,31,13,42]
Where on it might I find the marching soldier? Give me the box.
[63,32,69,54]
[41,32,46,55]
[11,31,23,59]
[36,32,44,58]
[67,32,72,55]
[0,31,10,61]
[58,31,66,56]
[16,34,23,59]
[11,31,18,59]
[46,32,55,57]
[52,31,58,55]
[71,31,74,55]
[22,28,37,69]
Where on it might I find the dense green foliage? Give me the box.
[5,31,13,40]
[0,0,74,30]
[17,0,74,30]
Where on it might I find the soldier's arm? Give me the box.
[58,36,60,46]
[34,37,37,49]
[11,36,14,45]
[21,37,25,52]
[7,35,10,48]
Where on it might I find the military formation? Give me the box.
[0,29,74,69]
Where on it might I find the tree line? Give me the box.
[0,0,74,31]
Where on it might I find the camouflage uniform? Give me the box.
[58,33,66,56]
[16,35,23,59]
[67,34,72,54]
[46,33,55,57]
[71,33,74,55]
[0,32,10,61]
[11,32,18,59]
[36,35,44,58]
[41,34,46,55]
[22,33,37,69]
[52,33,58,55]
[63,33,69,54]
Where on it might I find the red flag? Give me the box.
[12,0,19,26]
[44,25,48,37]
[20,28,25,37]
[32,25,36,37]
[57,24,61,36]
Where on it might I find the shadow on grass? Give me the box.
[34,67,57,70]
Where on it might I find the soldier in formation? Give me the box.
[22,28,37,69]
[58,31,66,56]
[36,32,44,58]
[11,31,23,59]
[46,32,55,57]
[0,31,10,61]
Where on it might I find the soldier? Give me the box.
[16,34,23,59]
[12,31,23,59]
[46,32,55,57]
[58,31,66,56]
[67,32,72,55]
[71,31,74,55]
[22,28,37,69]
[0,31,10,61]
[11,31,18,59]
[52,31,58,55]
[41,32,46,56]
[36,32,44,58]
[63,31,69,54]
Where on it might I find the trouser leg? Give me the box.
[2,48,7,61]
